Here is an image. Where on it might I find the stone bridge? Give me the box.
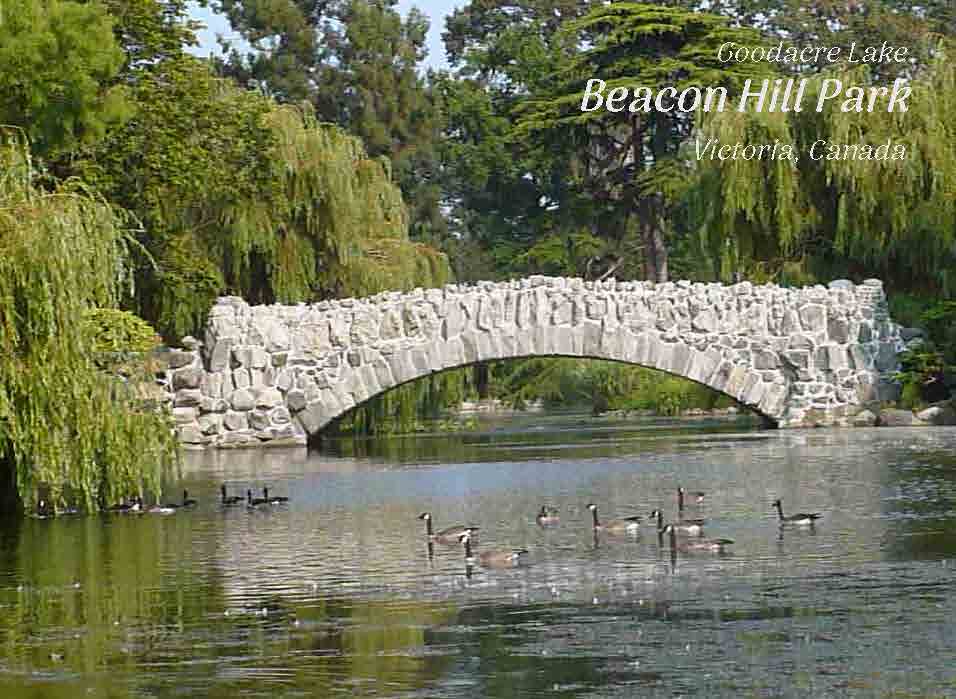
[162,276,907,448]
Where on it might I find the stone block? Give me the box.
[172,366,203,390]
[256,387,283,409]
[172,407,198,424]
[286,389,307,413]
[916,403,956,426]
[198,397,228,414]
[231,388,255,411]
[167,350,196,370]
[174,389,202,407]
[233,345,268,369]
[249,410,271,431]
[878,409,922,427]
[233,369,251,389]
[198,414,223,435]
[209,337,236,372]
[223,410,248,431]
[218,429,258,448]
[851,409,877,427]
[753,349,778,370]
[177,424,207,444]
[270,406,292,424]
[799,304,826,332]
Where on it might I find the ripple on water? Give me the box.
[2,422,956,698]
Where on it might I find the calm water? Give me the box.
[2,416,956,698]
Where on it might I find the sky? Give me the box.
[188,1,462,69]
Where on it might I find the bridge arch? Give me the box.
[164,276,905,448]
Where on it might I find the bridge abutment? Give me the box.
[159,277,907,448]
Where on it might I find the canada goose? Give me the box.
[536,505,560,527]
[182,490,197,507]
[418,512,479,544]
[586,503,641,534]
[247,489,268,507]
[458,531,528,568]
[147,502,177,515]
[677,487,706,514]
[662,524,733,553]
[772,499,822,526]
[263,487,289,504]
[649,509,704,537]
[220,484,243,506]
[108,497,140,513]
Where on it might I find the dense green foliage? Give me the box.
[0,0,131,158]
[490,359,734,416]
[74,57,449,340]
[83,308,162,355]
[213,0,446,240]
[691,59,956,293]
[0,137,176,514]
[896,301,956,408]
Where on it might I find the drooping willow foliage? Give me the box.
[263,106,452,302]
[77,59,451,342]
[0,135,176,513]
[690,55,956,294]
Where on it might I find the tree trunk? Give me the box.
[650,224,668,282]
[473,363,490,399]
[641,221,668,282]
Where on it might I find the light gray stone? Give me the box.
[164,275,906,447]
[249,410,271,431]
[198,414,223,435]
[172,366,203,390]
[916,404,956,426]
[851,409,877,426]
[878,409,922,427]
[233,346,268,369]
[255,387,283,409]
[223,411,248,431]
[167,350,196,370]
[286,389,307,413]
[177,424,207,444]
[231,388,255,411]
[174,389,202,407]
[198,397,228,414]
[172,407,198,424]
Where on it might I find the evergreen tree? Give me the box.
[514,3,770,281]
[213,0,445,240]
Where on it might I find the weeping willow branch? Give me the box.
[0,133,176,513]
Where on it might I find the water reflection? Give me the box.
[1,418,955,697]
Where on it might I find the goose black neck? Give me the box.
[463,537,472,559]
[677,489,684,512]
[774,501,784,519]
[668,526,677,551]
[220,485,227,501]
[425,517,433,536]
[655,510,663,530]
[591,507,600,528]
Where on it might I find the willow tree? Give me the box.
[514,3,772,282]
[690,56,956,294]
[75,57,450,340]
[0,136,176,514]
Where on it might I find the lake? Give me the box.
[2,415,955,697]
